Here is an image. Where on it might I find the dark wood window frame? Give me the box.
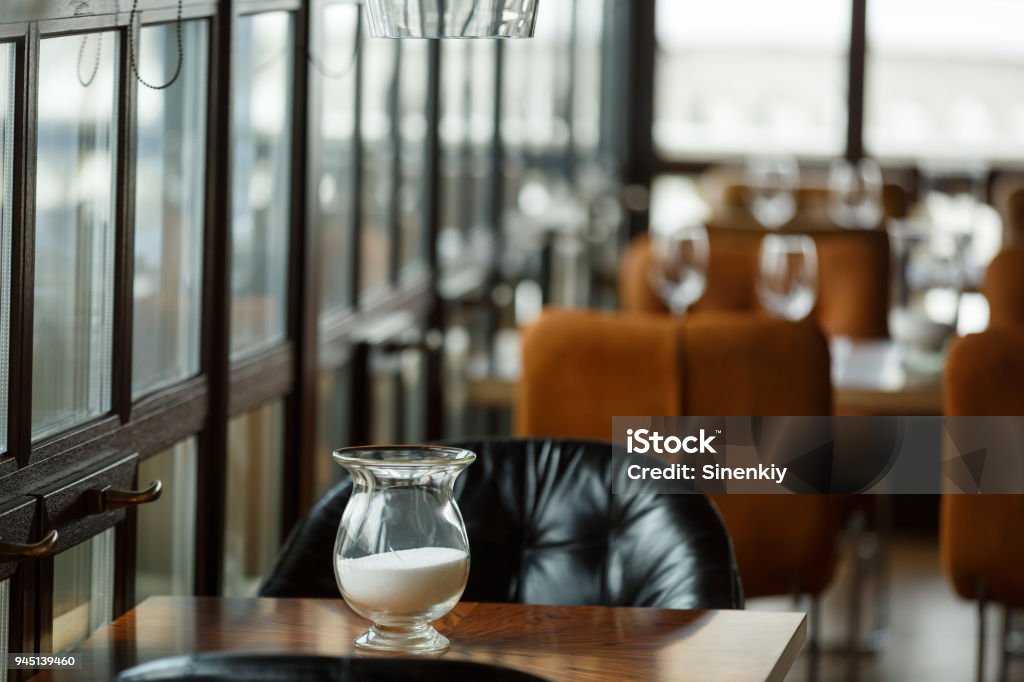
[0,1,446,666]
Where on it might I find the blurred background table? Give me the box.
[467,336,942,417]
[830,338,943,415]
[29,597,806,682]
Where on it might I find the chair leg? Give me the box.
[1008,610,1023,655]
[998,607,1011,682]
[846,538,864,681]
[978,585,988,682]
[869,495,892,650]
[807,595,821,682]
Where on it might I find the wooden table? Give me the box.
[829,337,942,415]
[30,597,807,682]
[468,337,942,416]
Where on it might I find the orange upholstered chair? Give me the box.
[941,328,1024,681]
[699,162,909,220]
[518,308,841,603]
[982,247,1024,329]
[992,174,1024,246]
[620,227,890,339]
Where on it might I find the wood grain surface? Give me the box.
[29,597,806,682]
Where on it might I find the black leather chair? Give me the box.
[260,438,744,610]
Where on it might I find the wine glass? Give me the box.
[744,156,800,229]
[828,158,883,229]
[887,218,967,372]
[757,234,818,320]
[648,223,710,315]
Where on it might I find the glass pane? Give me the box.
[440,41,495,233]
[654,0,849,159]
[397,40,429,277]
[400,348,425,442]
[369,349,399,443]
[51,528,115,653]
[133,21,208,397]
[314,365,351,500]
[0,44,13,453]
[223,401,283,597]
[866,0,1024,162]
[359,33,397,297]
[33,32,118,439]
[317,3,359,319]
[502,0,572,155]
[437,42,495,298]
[231,13,293,358]
[574,0,603,159]
[136,439,197,604]
[0,579,8,682]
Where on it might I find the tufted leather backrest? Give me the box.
[260,438,743,610]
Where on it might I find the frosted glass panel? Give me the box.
[136,439,197,604]
[574,0,603,156]
[52,528,115,653]
[33,32,118,439]
[318,2,359,319]
[502,0,572,153]
[315,365,351,500]
[231,13,293,358]
[654,0,849,159]
[439,40,495,266]
[359,32,396,297]
[866,0,1024,162]
[133,22,208,397]
[397,40,429,277]
[223,401,283,597]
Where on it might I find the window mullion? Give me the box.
[9,24,39,467]
[846,0,867,162]
[112,19,140,425]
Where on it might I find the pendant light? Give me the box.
[364,0,539,38]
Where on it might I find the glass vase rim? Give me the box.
[332,444,476,469]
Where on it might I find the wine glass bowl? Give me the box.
[757,234,818,321]
[828,158,883,229]
[887,218,968,371]
[744,156,800,230]
[648,223,710,315]
[333,446,475,654]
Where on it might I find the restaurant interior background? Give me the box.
[2,0,1024,679]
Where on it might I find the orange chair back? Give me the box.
[517,308,840,597]
[620,228,890,339]
[982,247,1024,329]
[942,328,1024,608]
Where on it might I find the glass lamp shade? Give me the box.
[364,0,539,38]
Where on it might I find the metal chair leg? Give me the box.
[998,607,1011,682]
[869,495,892,650]
[807,595,821,682]
[1008,610,1024,656]
[847,535,864,681]
[978,584,988,682]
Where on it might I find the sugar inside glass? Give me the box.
[332,446,475,653]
